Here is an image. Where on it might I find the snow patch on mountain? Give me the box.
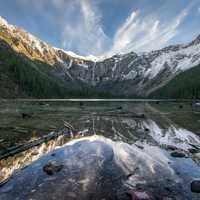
[0,16,9,26]
[54,49,100,62]
[123,71,137,80]
[79,63,89,69]
[0,16,15,32]
[67,60,73,69]
[145,42,200,79]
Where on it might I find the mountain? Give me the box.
[0,16,200,98]
[0,39,69,98]
[150,63,200,99]
[0,17,110,98]
[68,37,200,97]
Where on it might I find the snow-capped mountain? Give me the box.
[66,35,200,96]
[0,16,200,97]
[0,16,91,64]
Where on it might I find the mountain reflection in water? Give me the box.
[0,102,200,200]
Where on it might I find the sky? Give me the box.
[0,0,200,57]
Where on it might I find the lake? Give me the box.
[0,100,200,199]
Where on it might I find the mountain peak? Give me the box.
[0,16,15,31]
[0,16,9,26]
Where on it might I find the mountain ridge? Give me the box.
[1,16,200,98]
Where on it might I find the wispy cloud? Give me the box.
[107,6,190,55]
[17,0,195,57]
[62,0,110,56]
[60,2,191,56]
[18,0,110,56]
[61,1,191,56]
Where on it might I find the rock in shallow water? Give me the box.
[43,160,63,175]
[188,148,199,154]
[127,190,152,200]
[0,138,124,200]
[170,151,186,158]
[191,180,200,193]
[0,136,198,200]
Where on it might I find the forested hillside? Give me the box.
[150,64,200,99]
[0,40,68,98]
[0,40,111,99]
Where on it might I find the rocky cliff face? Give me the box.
[1,16,200,97]
[67,36,200,96]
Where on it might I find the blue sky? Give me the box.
[0,0,200,56]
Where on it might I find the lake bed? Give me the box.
[0,100,200,199]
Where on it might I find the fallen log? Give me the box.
[96,112,146,118]
[63,121,75,130]
[0,128,71,160]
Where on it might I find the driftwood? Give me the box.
[96,111,146,118]
[0,177,11,187]
[0,129,71,160]
[63,121,75,130]
[189,142,200,149]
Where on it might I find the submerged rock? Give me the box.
[188,148,199,154]
[0,137,125,200]
[0,135,198,200]
[117,106,123,110]
[144,128,149,132]
[127,190,152,200]
[191,180,200,193]
[179,105,183,109]
[165,145,178,151]
[170,151,186,158]
[21,113,33,119]
[43,160,63,175]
